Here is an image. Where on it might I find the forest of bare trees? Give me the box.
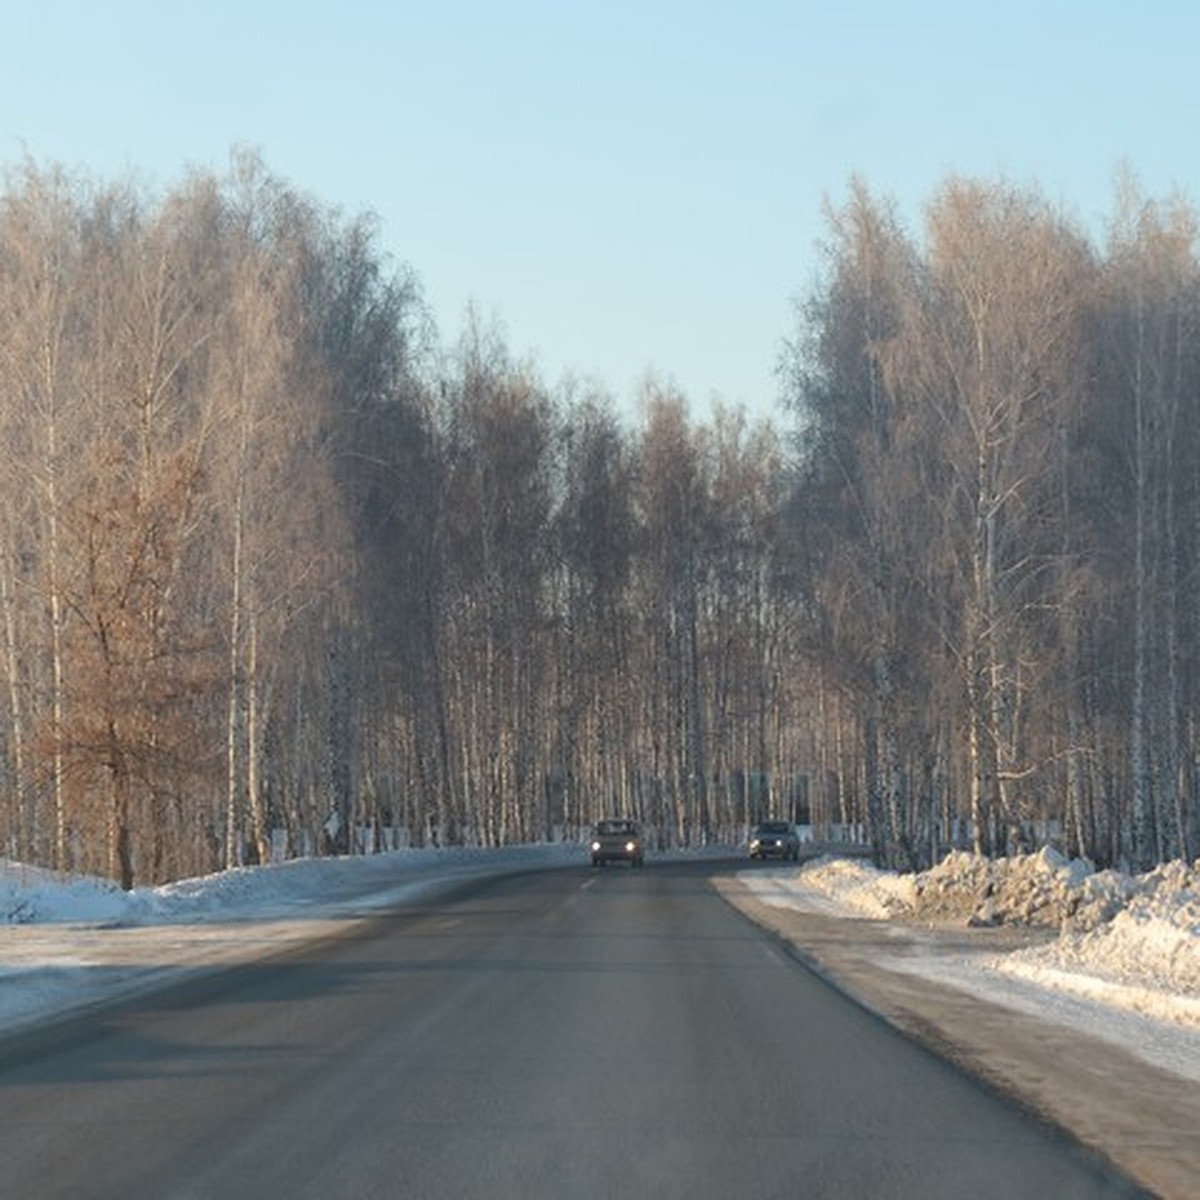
[788,173,1200,873]
[0,153,1195,886]
[0,153,810,887]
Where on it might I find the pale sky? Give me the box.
[3,1,1197,422]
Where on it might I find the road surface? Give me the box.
[0,860,1144,1198]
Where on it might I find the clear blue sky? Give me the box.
[3,1,1197,423]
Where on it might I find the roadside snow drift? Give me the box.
[750,848,1200,1029]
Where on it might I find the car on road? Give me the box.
[590,819,645,868]
[748,820,800,861]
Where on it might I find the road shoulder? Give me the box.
[715,874,1200,1200]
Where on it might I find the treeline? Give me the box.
[786,173,1200,873]
[3,154,1195,886]
[0,153,819,887]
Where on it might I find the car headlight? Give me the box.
[625,841,636,853]
[591,841,601,852]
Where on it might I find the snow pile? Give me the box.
[775,850,1200,1027]
[1001,859,1200,1020]
[909,846,1091,927]
[796,845,1197,937]
[1,861,129,926]
[777,854,917,918]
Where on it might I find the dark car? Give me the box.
[590,819,645,868]
[749,820,800,861]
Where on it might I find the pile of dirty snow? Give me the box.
[911,847,1114,929]
[783,849,1200,1026]
[1002,859,1200,1009]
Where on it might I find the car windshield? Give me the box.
[596,820,635,835]
[757,822,790,834]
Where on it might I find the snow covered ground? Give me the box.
[739,847,1200,1085]
[2,842,1197,1093]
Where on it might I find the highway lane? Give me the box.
[0,860,1144,1199]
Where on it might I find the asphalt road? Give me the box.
[0,860,1145,1199]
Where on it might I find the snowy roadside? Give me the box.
[0,845,581,1036]
[738,849,1200,1085]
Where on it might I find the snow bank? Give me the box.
[761,849,1200,1030]
[0,845,585,1036]
[1,844,579,927]
[1,861,130,926]
[771,854,917,919]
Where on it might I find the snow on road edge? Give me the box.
[740,849,1200,1084]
